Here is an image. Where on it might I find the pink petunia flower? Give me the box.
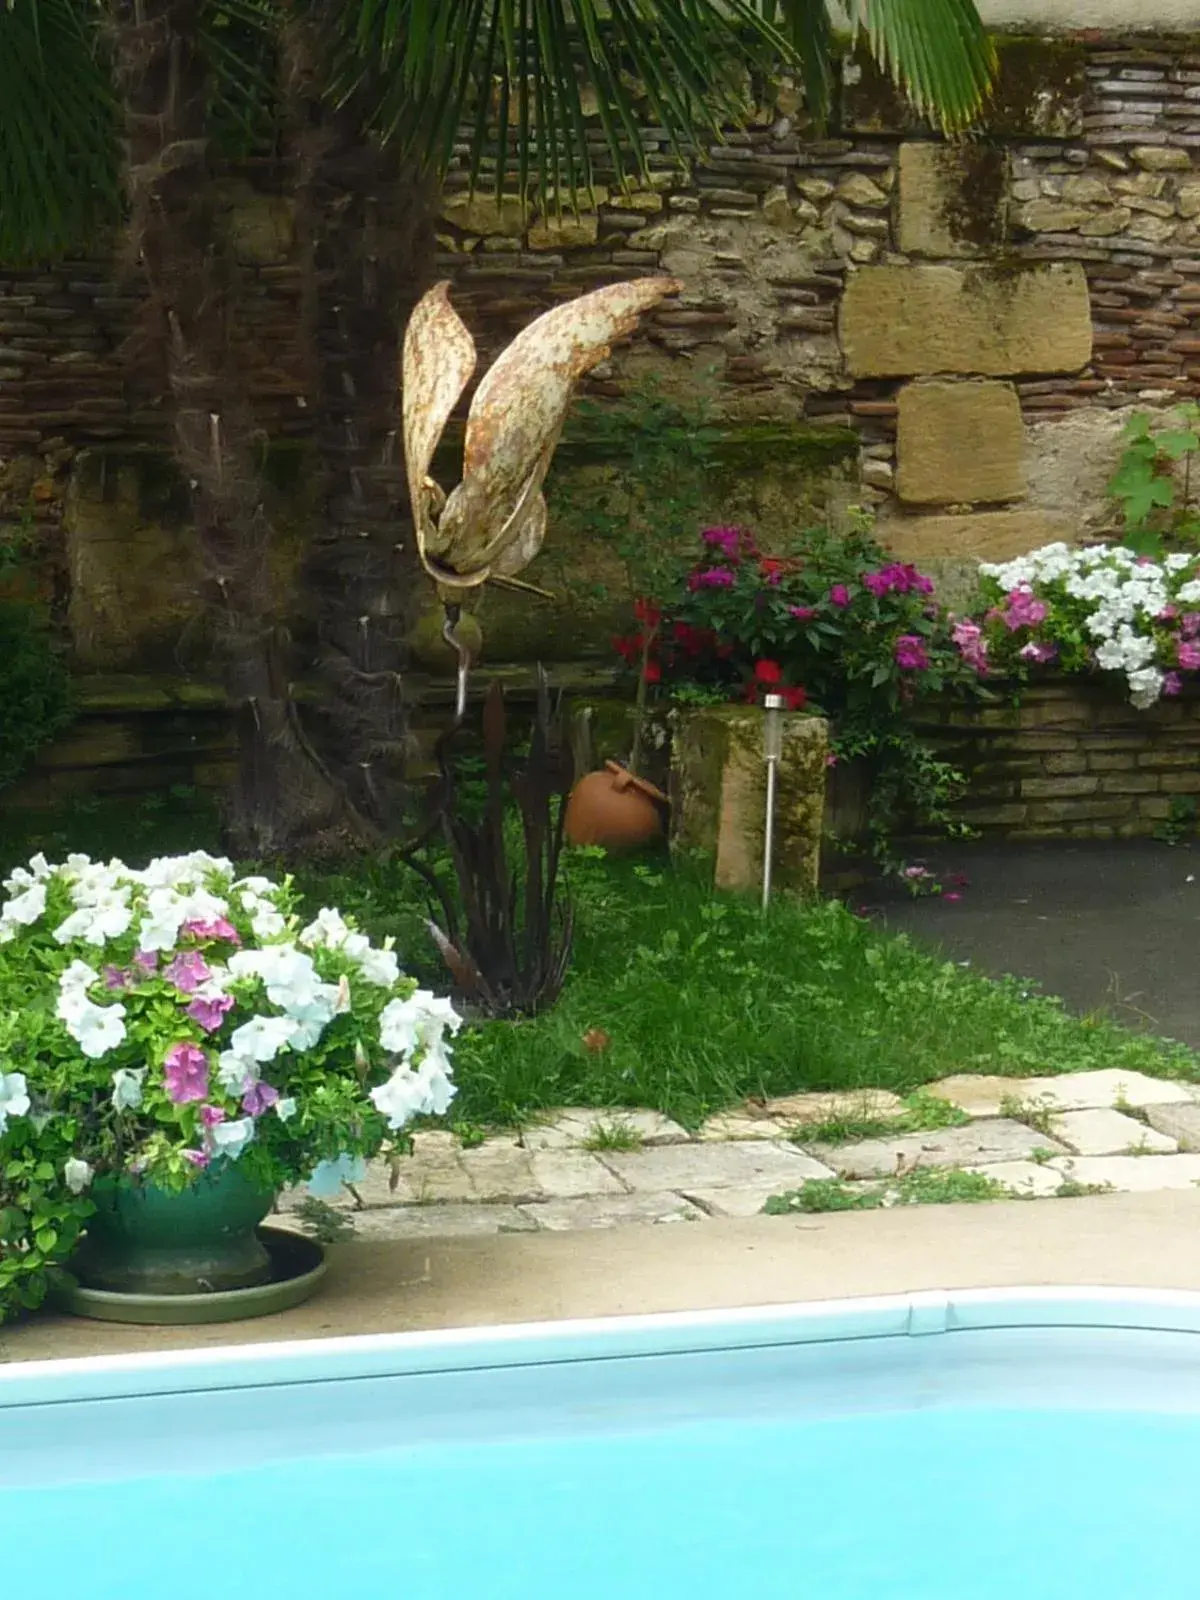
[243,1081,280,1118]
[163,950,212,995]
[182,916,242,946]
[1163,672,1184,697]
[163,1042,209,1104]
[187,993,235,1034]
[1179,641,1200,671]
[1002,588,1048,631]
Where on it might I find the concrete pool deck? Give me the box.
[7,1187,1200,1364]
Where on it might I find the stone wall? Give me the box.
[914,678,1200,839]
[6,31,1200,678]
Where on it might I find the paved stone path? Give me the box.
[277,1070,1200,1240]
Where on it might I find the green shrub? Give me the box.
[0,600,72,791]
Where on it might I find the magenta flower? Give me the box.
[187,992,235,1034]
[894,634,930,672]
[1019,640,1058,665]
[1002,588,1048,631]
[863,571,893,597]
[1164,671,1184,697]
[243,1080,280,1118]
[829,584,851,609]
[163,1042,210,1104]
[103,965,130,992]
[1182,613,1200,641]
[132,949,159,976]
[689,566,736,589]
[183,916,241,946]
[789,605,816,622]
[951,619,989,674]
[163,950,212,995]
[1178,641,1200,671]
[199,1103,226,1129]
[182,1149,210,1170]
[1158,605,1179,623]
[701,525,743,559]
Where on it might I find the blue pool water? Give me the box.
[6,1293,1200,1599]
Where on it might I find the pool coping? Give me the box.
[8,1284,1200,1409]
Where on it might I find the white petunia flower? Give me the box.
[274,1096,297,1122]
[306,1153,366,1199]
[216,1051,259,1094]
[64,1158,93,1194]
[209,1117,255,1161]
[111,1067,147,1110]
[299,907,350,950]
[0,1071,31,1133]
[0,882,47,936]
[228,1015,298,1063]
[378,990,462,1059]
[66,999,127,1060]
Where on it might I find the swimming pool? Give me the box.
[5,1287,1200,1599]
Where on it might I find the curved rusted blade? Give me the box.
[401,281,476,562]
[433,277,681,581]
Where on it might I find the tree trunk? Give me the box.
[285,14,436,831]
[109,0,361,856]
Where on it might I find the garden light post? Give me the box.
[762,692,785,911]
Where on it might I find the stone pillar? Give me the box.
[670,706,828,896]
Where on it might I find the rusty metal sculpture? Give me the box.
[401,275,681,714]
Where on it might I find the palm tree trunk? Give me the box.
[110,0,362,855]
[285,13,435,830]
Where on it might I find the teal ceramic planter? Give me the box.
[73,1162,276,1295]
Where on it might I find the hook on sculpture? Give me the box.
[401,274,681,716]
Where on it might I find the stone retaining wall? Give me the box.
[916,678,1200,838]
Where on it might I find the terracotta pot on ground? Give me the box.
[565,760,667,850]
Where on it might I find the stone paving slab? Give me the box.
[520,1108,691,1150]
[345,1203,537,1239]
[1050,1153,1200,1193]
[761,1089,906,1125]
[519,1192,704,1232]
[926,1069,1197,1117]
[1051,1108,1177,1157]
[1145,1102,1200,1151]
[809,1119,1067,1180]
[965,1161,1066,1199]
[527,1149,627,1198]
[683,1186,788,1218]
[601,1140,834,1192]
[698,1111,787,1142]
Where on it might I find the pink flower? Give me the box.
[788,605,816,622]
[1158,605,1179,623]
[894,634,930,671]
[942,892,963,903]
[243,1081,280,1118]
[132,949,158,975]
[952,619,989,674]
[829,584,851,609]
[199,1104,226,1129]
[187,993,235,1034]
[863,570,892,597]
[689,566,736,590]
[1163,671,1184,697]
[1002,588,1048,631]
[1182,613,1200,641]
[183,916,241,946]
[103,965,130,991]
[163,1042,209,1104]
[701,525,743,559]
[182,1149,210,1170]
[163,950,212,995]
[1178,641,1200,671]
[1019,640,1058,665]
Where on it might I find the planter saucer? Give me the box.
[54,1226,327,1327]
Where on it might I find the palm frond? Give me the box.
[0,0,121,263]
[849,0,996,133]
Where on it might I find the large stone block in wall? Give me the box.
[897,144,1008,259]
[896,381,1025,505]
[879,509,1074,564]
[840,263,1092,379]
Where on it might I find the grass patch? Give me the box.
[582,1118,644,1152]
[763,1167,1009,1214]
[796,1090,967,1146]
[998,1092,1059,1137]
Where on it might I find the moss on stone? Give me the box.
[939,143,1009,254]
[984,38,1087,140]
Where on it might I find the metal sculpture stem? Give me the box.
[442,603,470,722]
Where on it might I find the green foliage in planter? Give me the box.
[1108,405,1200,557]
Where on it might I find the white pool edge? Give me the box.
[8,1285,1200,1407]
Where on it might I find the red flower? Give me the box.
[781,686,807,711]
[754,659,783,684]
[611,634,641,665]
[643,660,662,684]
[633,597,662,627]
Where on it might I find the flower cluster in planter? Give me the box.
[967,543,1200,709]
[0,850,460,1320]
[611,518,980,875]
